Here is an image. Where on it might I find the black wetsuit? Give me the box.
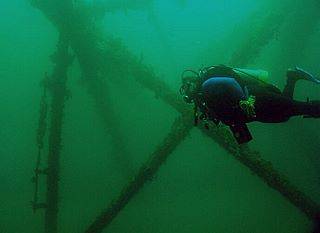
[200,68,320,144]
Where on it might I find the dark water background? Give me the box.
[1,0,320,232]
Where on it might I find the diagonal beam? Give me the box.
[270,0,320,75]
[82,74,135,176]
[130,63,190,114]
[199,122,320,220]
[85,115,193,233]
[129,57,320,220]
[229,11,286,67]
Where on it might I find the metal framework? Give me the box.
[30,1,320,233]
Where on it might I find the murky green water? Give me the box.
[1,1,320,233]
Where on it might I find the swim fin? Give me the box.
[288,67,320,84]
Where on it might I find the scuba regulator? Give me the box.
[179,68,214,128]
[179,69,200,104]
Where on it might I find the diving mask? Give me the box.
[180,70,200,104]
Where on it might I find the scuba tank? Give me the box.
[234,68,269,83]
[199,64,236,81]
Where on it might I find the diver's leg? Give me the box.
[253,93,295,123]
[252,91,319,121]
[291,100,320,118]
[254,93,320,123]
[283,69,299,99]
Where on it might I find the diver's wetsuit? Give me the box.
[202,77,248,124]
[200,74,320,143]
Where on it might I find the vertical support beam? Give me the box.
[31,0,134,175]
[45,33,72,233]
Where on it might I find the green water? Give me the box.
[1,0,320,232]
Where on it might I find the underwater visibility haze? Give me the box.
[1,0,320,233]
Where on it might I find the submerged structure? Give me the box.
[28,0,320,233]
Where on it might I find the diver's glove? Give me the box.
[239,95,256,118]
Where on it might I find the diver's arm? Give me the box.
[229,123,253,144]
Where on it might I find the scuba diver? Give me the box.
[179,64,320,144]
